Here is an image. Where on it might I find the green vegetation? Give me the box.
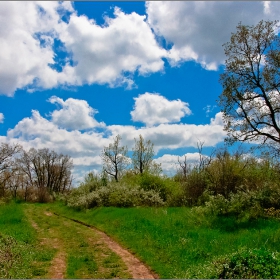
[2,19,280,279]
[0,202,131,278]
[0,202,54,278]
[50,203,280,278]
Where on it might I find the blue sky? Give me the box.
[0,1,279,183]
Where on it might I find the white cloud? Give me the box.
[155,152,203,175]
[48,96,105,130]
[146,1,280,70]
[210,112,225,126]
[0,2,167,96]
[6,110,110,157]
[0,113,4,123]
[131,92,191,126]
[109,112,226,152]
[0,2,74,96]
[58,7,167,89]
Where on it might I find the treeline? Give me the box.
[0,143,73,202]
[66,135,280,220]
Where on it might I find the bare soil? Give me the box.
[91,226,158,279]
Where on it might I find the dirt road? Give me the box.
[24,204,158,279]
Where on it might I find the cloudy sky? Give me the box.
[0,1,279,184]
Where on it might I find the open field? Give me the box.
[1,201,280,278]
[50,203,280,278]
[0,202,132,278]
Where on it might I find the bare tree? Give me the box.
[219,20,280,151]
[176,155,191,180]
[132,135,154,174]
[0,143,22,197]
[101,135,129,182]
[17,148,73,201]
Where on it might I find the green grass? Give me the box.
[50,202,280,278]
[24,203,131,279]
[0,201,35,243]
[0,201,55,278]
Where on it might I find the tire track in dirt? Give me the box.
[26,210,67,279]
[44,212,67,279]
[53,213,159,279]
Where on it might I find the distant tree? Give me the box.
[101,135,129,182]
[176,155,190,181]
[219,20,280,151]
[0,143,22,197]
[17,148,73,202]
[132,135,155,174]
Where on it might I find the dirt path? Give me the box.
[89,224,157,279]
[25,205,158,279]
[55,214,158,279]
[26,210,67,279]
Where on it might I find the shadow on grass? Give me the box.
[210,214,279,232]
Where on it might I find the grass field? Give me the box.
[50,202,280,278]
[1,201,280,278]
[0,202,131,279]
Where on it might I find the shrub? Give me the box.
[188,247,280,279]
[192,190,264,220]
[139,173,168,200]
[66,183,165,209]
[214,247,280,279]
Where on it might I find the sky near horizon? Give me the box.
[0,1,279,184]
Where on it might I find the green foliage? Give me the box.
[51,203,280,279]
[193,247,280,279]
[181,168,208,206]
[67,182,165,209]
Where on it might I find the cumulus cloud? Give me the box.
[146,1,280,70]
[210,112,225,126]
[48,96,105,130]
[131,92,191,126]
[0,2,167,96]
[109,112,227,152]
[154,152,204,176]
[6,110,110,157]
[0,113,4,123]
[58,7,167,89]
[0,1,74,96]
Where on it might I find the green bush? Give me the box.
[139,173,168,200]
[192,190,264,220]
[214,247,280,279]
[188,247,280,279]
[66,183,165,209]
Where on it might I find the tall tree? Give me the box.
[101,135,129,182]
[132,135,155,174]
[219,20,280,151]
[17,148,73,201]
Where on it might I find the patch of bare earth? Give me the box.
[48,251,67,279]
[94,228,158,279]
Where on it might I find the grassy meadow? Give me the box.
[50,202,280,278]
[0,202,131,279]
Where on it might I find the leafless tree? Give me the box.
[0,143,22,197]
[17,148,73,201]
